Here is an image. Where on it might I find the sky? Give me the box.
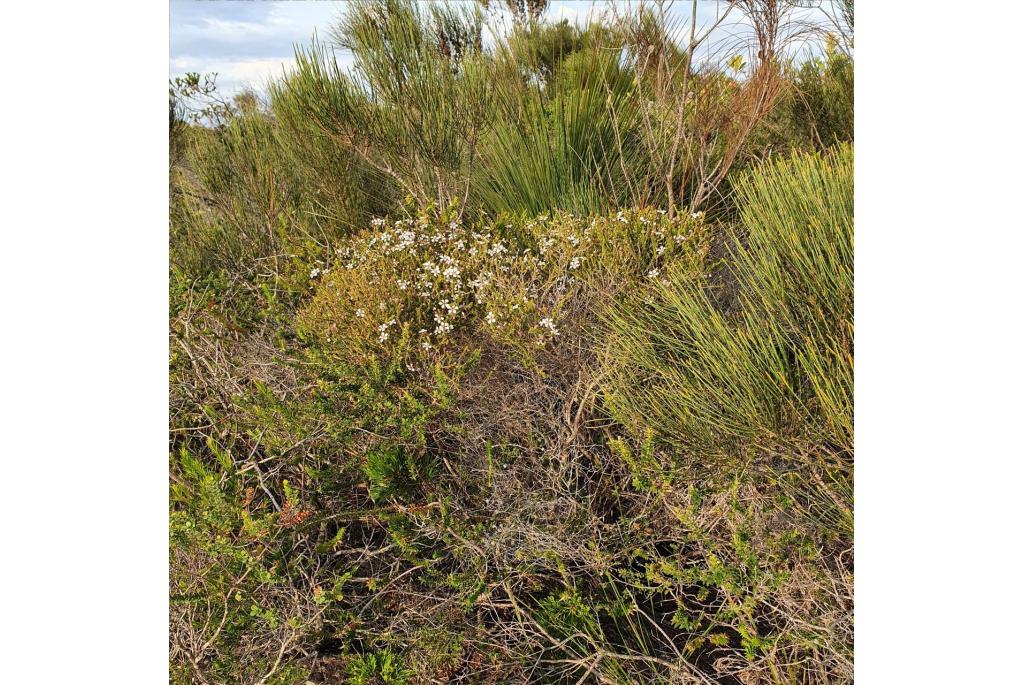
[170,0,838,99]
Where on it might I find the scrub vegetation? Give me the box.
[169,1,853,683]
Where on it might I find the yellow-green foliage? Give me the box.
[602,145,853,464]
[297,205,712,369]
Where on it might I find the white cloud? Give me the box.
[169,0,348,98]
[170,0,837,98]
[171,56,290,93]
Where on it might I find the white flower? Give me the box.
[355,308,366,318]
[309,268,321,278]
[656,245,666,256]
[395,230,416,250]
[396,279,409,290]
[442,265,461,280]
[690,211,705,221]
[485,311,497,325]
[647,268,661,279]
[569,257,581,270]
[539,317,560,336]
[371,217,386,228]
[377,319,396,342]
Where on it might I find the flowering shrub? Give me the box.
[297,205,713,365]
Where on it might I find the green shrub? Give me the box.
[792,43,854,148]
[171,108,340,319]
[346,649,411,685]
[601,145,853,467]
[295,205,712,386]
[280,0,493,210]
[474,24,643,216]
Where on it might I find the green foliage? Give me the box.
[170,5,853,683]
[602,145,853,465]
[346,649,411,685]
[270,71,381,231]
[171,107,344,326]
[365,444,436,502]
[279,0,493,209]
[474,22,643,216]
[793,45,854,147]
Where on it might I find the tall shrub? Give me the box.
[601,144,853,467]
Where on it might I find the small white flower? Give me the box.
[647,268,661,279]
[485,311,497,325]
[371,217,386,228]
[377,319,396,342]
[355,308,366,318]
[656,245,666,256]
[690,211,705,221]
[539,317,560,336]
[569,257,581,270]
[309,268,321,279]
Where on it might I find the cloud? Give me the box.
[169,0,348,96]
[169,0,837,98]
[170,55,292,94]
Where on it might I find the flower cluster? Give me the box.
[299,207,712,362]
